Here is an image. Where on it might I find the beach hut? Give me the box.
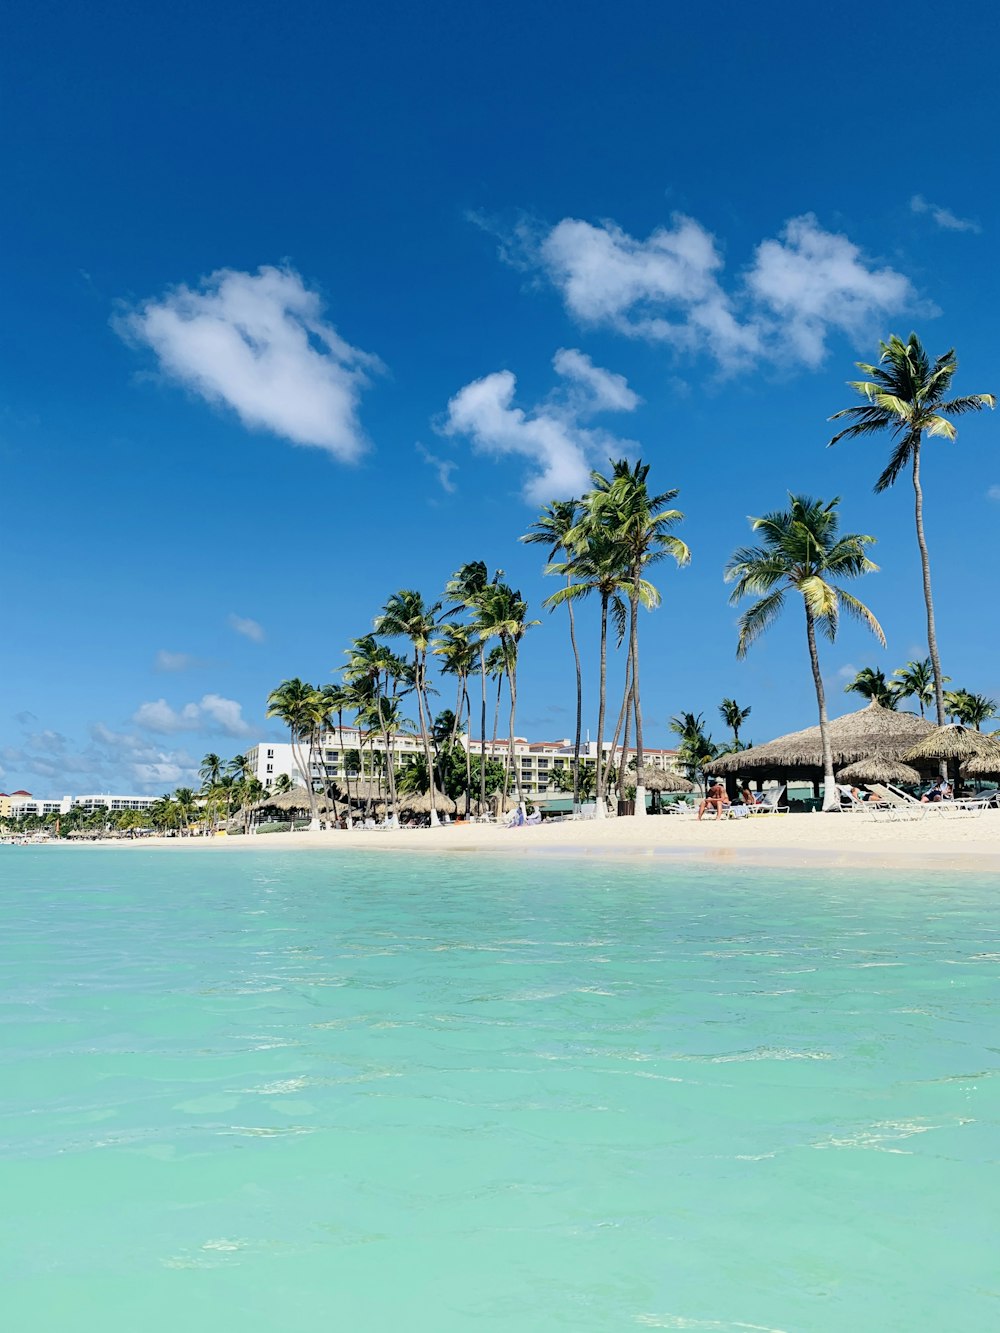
[961,748,1000,780]
[905,725,1000,787]
[396,787,457,819]
[713,700,936,799]
[632,767,695,812]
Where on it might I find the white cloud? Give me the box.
[510,212,916,370]
[416,442,458,493]
[442,348,640,503]
[119,265,383,459]
[154,650,203,673]
[132,694,254,738]
[228,613,265,642]
[910,194,981,234]
[747,214,916,367]
[987,485,1000,501]
[2,719,199,795]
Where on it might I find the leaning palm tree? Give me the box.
[521,499,585,810]
[719,699,751,749]
[726,494,886,810]
[829,334,994,726]
[843,666,898,709]
[891,657,941,718]
[585,460,690,816]
[374,591,443,825]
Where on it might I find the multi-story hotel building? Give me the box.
[247,731,681,797]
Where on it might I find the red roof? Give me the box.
[11,790,32,796]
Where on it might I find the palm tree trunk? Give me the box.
[463,684,473,816]
[617,672,632,803]
[479,646,487,814]
[508,650,524,808]
[912,444,948,767]
[629,585,646,818]
[594,592,609,819]
[566,592,583,812]
[805,605,837,810]
[410,652,439,826]
[607,646,633,803]
[338,710,353,829]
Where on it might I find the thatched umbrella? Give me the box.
[714,701,936,783]
[962,749,1000,779]
[397,787,457,816]
[254,788,334,815]
[904,724,1000,765]
[634,767,694,792]
[836,757,921,787]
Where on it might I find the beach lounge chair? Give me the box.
[878,782,981,818]
[864,784,925,820]
[743,785,787,815]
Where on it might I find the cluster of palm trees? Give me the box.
[145,752,268,835]
[844,661,997,728]
[523,459,689,817]
[265,574,536,828]
[725,333,993,809]
[666,699,754,789]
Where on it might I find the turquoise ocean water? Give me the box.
[2,848,998,1332]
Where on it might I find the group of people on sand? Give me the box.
[697,780,761,821]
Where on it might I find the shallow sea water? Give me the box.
[2,848,998,1332]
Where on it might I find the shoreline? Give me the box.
[16,810,1000,872]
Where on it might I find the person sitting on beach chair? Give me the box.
[922,778,951,803]
[697,779,730,822]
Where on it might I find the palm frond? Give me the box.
[833,588,886,646]
[735,590,785,659]
[874,435,914,492]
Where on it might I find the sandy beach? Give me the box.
[49,809,1000,871]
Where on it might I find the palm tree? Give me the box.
[521,499,585,810]
[584,460,689,816]
[546,528,630,818]
[891,657,941,718]
[445,561,502,814]
[173,787,198,836]
[265,678,324,828]
[374,591,443,825]
[943,689,997,730]
[226,754,251,781]
[199,753,223,789]
[843,666,898,709]
[474,582,537,808]
[670,712,720,792]
[273,772,293,795]
[433,623,478,814]
[829,334,994,726]
[719,699,751,748]
[725,494,885,811]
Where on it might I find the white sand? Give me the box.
[64,809,1000,871]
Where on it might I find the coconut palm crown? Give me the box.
[725,494,885,809]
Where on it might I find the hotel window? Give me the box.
[266,764,273,773]
[267,749,274,758]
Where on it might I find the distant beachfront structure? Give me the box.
[246,731,682,798]
[4,792,158,819]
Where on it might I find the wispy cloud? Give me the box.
[487,211,918,370]
[154,649,205,673]
[118,265,383,459]
[416,442,458,494]
[132,694,254,738]
[228,613,265,643]
[442,347,640,503]
[2,717,199,793]
[910,194,981,234]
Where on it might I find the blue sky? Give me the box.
[3,0,998,794]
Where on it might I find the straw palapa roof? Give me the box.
[962,745,1000,778]
[904,724,1000,764]
[836,757,921,786]
[713,701,936,777]
[396,786,456,814]
[253,787,334,813]
[634,767,694,793]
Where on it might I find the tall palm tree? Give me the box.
[226,754,250,781]
[726,495,885,810]
[173,787,198,836]
[891,657,941,718]
[521,499,585,810]
[829,334,994,726]
[670,713,720,792]
[199,753,223,789]
[843,666,898,709]
[475,582,538,808]
[374,591,443,825]
[445,561,501,814]
[719,699,751,749]
[433,622,478,815]
[545,529,631,817]
[585,460,689,816]
[265,678,324,828]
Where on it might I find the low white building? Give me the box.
[73,794,159,813]
[9,795,72,818]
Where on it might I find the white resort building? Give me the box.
[247,732,681,798]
